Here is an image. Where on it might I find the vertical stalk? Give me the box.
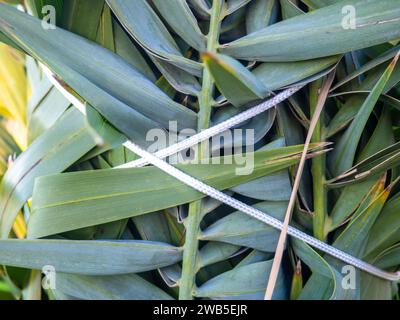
[179,0,223,300]
[310,80,327,241]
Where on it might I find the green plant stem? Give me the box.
[310,80,327,242]
[179,0,223,300]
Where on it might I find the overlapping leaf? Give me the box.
[221,0,400,62]
[28,144,327,238]
[0,239,182,275]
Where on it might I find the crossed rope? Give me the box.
[42,64,400,284]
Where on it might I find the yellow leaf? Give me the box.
[0,43,27,126]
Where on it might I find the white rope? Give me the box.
[124,140,400,282]
[116,86,302,169]
[42,64,400,282]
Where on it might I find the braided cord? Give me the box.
[42,64,400,282]
[123,140,400,282]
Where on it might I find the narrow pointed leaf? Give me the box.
[0,108,97,238]
[0,239,182,275]
[0,4,197,135]
[55,273,173,300]
[200,201,287,252]
[203,52,268,107]
[246,0,276,34]
[253,56,339,91]
[152,0,206,51]
[330,53,399,177]
[221,0,400,62]
[28,144,326,238]
[194,260,287,299]
[106,0,202,76]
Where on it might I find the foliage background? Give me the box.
[0,0,398,300]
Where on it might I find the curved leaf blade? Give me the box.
[0,239,182,275]
[28,145,326,238]
[221,0,400,62]
[203,52,268,107]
